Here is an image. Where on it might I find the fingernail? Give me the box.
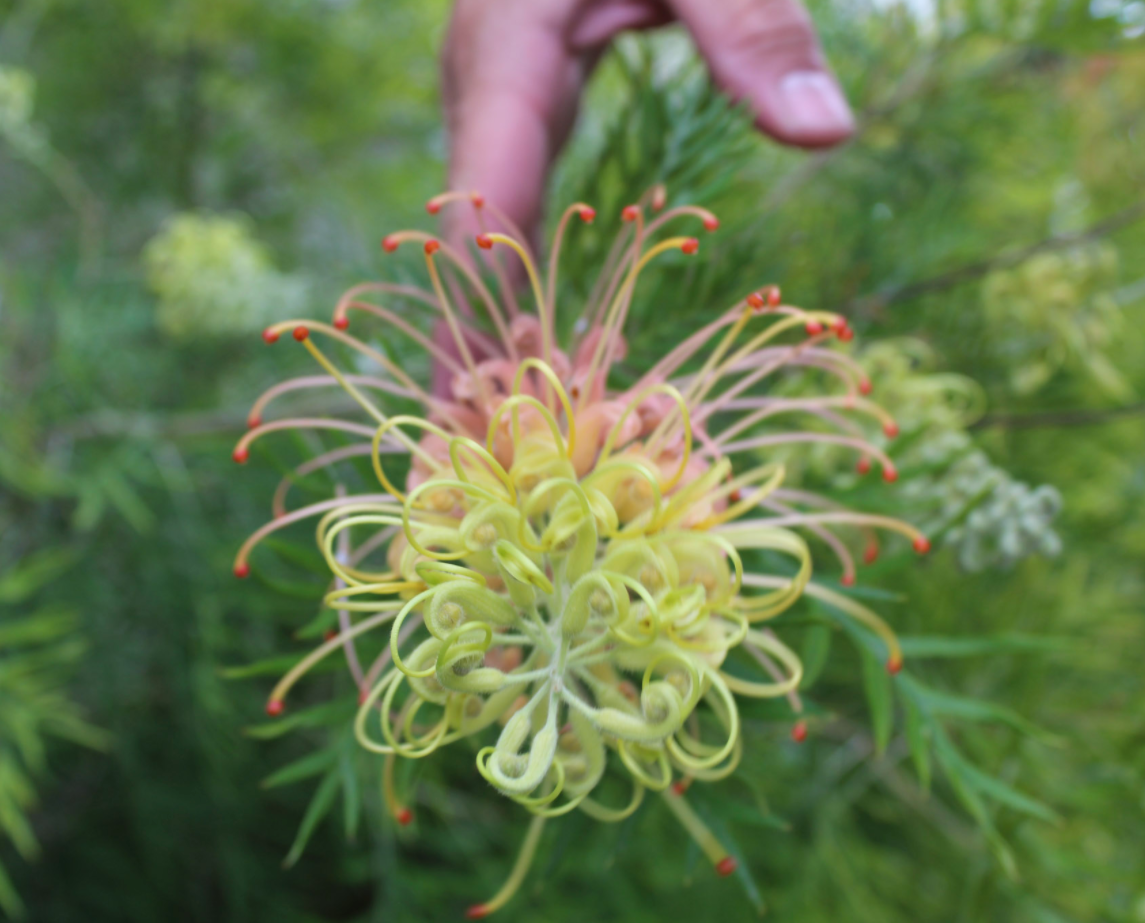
[777,71,855,141]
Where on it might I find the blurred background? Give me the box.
[2,0,1144,920]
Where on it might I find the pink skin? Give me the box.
[442,0,855,252]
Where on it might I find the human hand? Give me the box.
[442,0,855,246]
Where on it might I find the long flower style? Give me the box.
[232,188,930,917]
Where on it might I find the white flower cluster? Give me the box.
[143,213,307,339]
[0,65,49,159]
[904,449,1063,571]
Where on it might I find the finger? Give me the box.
[668,0,854,148]
[442,0,587,253]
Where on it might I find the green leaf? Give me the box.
[100,470,155,533]
[903,694,931,792]
[0,548,80,604]
[339,748,361,841]
[0,608,78,647]
[263,538,333,578]
[902,677,1061,744]
[931,729,1018,879]
[0,858,26,919]
[261,747,339,789]
[219,654,307,679]
[245,700,356,740]
[253,565,328,601]
[934,734,1058,822]
[860,646,893,755]
[283,768,341,868]
[898,633,1066,659]
[799,624,832,689]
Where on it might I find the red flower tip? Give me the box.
[358,687,369,705]
[381,235,399,253]
[246,415,261,430]
[767,287,781,307]
[859,378,873,395]
[465,905,490,920]
[681,237,699,255]
[475,233,493,250]
[323,629,338,642]
[425,200,441,215]
[886,656,903,675]
[728,488,742,503]
[883,421,900,438]
[856,457,872,476]
[882,465,899,483]
[621,204,639,222]
[703,215,720,232]
[671,779,692,795]
[913,536,931,554]
[232,447,249,464]
[265,699,284,717]
[716,857,738,877]
[470,192,485,208]
[424,239,440,256]
[578,206,596,223]
[333,315,349,330]
[841,573,855,587]
[233,562,250,579]
[791,720,808,743]
[864,544,880,565]
[747,292,765,310]
[262,327,280,344]
[395,807,414,826]
[805,320,825,336]
[839,326,855,342]
[832,317,848,334]
[292,325,309,342]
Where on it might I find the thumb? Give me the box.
[668,0,855,147]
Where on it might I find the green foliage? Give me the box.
[0,549,108,918]
[2,1,1144,922]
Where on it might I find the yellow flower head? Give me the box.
[232,188,928,917]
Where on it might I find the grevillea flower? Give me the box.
[232,188,930,917]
